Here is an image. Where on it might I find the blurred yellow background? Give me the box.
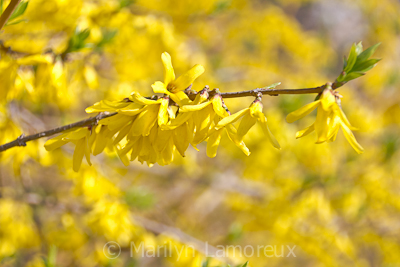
[1,0,400,266]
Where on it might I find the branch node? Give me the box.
[251,89,260,97]
[17,134,27,147]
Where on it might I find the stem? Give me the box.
[0,112,116,152]
[0,0,21,30]
[0,82,334,153]
[219,85,324,98]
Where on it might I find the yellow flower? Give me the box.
[286,88,364,154]
[215,98,281,150]
[44,127,93,172]
[151,52,205,105]
[163,89,251,157]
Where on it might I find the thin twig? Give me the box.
[0,112,116,152]
[0,0,21,30]
[219,85,324,98]
[0,83,335,153]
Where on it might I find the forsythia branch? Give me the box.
[0,112,117,152]
[0,83,334,153]
[0,0,22,30]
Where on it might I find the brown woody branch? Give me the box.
[0,112,116,152]
[0,82,338,153]
[0,0,22,30]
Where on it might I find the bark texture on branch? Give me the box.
[0,112,117,152]
[0,82,336,153]
[0,0,22,30]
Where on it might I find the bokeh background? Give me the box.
[1,0,400,266]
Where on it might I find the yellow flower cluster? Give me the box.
[286,87,364,154]
[45,52,280,171]
[44,53,364,172]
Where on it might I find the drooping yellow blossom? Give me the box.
[286,87,364,154]
[44,127,93,172]
[83,91,178,167]
[215,97,281,150]
[151,52,204,105]
[164,89,251,157]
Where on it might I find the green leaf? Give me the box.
[65,28,91,53]
[96,29,118,48]
[352,58,381,73]
[261,82,281,90]
[42,245,57,267]
[77,28,90,42]
[8,1,29,21]
[342,72,365,82]
[355,41,363,55]
[343,55,347,70]
[357,43,381,63]
[119,0,135,9]
[202,258,210,267]
[240,261,249,267]
[344,44,357,73]
[5,19,26,26]
[336,72,346,83]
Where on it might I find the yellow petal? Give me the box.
[158,138,175,165]
[84,137,92,166]
[179,101,211,112]
[130,136,143,161]
[16,54,53,65]
[116,142,132,166]
[92,129,108,156]
[44,133,69,151]
[335,105,358,130]
[162,112,192,130]
[155,128,173,152]
[107,115,133,131]
[258,117,281,149]
[147,146,158,166]
[320,90,336,111]
[215,108,249,130]
[148,124,159,144]
[237,113,257,141]
[130,92,161,105]
[85,100,130,113]
[225,124,251,156]
[295,124,315,139]
[206,129,223,158]
[63,128,88,141]
[341,122,364,154]
[118,103,144,116]
[118,142,134,157]
[211,95,229,118]
[131,105,159,136]
[192,105,215,145]
[151,81,169,95]
[113,123,132,145]
[286,100,321,123]
[161,52,175,85]
[139,137,152,163]
[249,101,263,117]
[327,114,341,142]
[315,106,330,144]
[158,97,169,126]
[73,138,86,172]
[173,123,190,157]
[169,91,191,106]
[168,64,205,93]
